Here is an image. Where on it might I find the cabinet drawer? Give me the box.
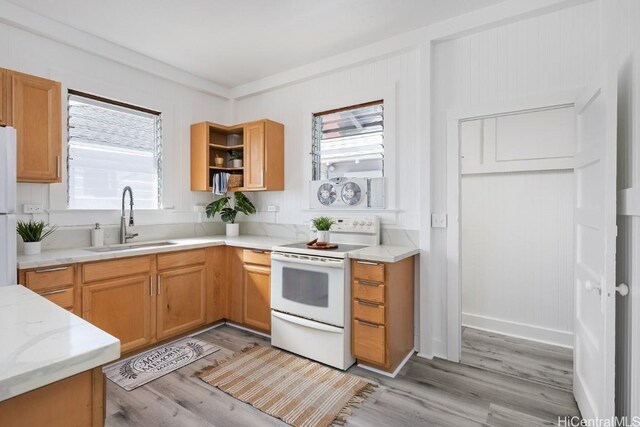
[39,287,74,309]
[82,256,151,283]
[243,249,271,267]
[157,249,206,271]
[25,265,75,292]
[353,280,385,304]
[353,320,386,366]
[353,300,385,325]
[352,260,385,283]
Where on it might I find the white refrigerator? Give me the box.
[0,127,17,286]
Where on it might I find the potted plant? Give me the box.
[311,216,335,244]
[205,192,256,236]
[229,151,243,168]
[16,220,57,255]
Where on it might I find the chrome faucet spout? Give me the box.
[120,186,137,244]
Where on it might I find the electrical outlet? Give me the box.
[193,205,206,213]
[267,205,278,212]
[23,204,42,214]
[431,213,447,228]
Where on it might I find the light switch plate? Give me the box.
[431,213,447,228]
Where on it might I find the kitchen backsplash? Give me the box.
[18,221,418,252]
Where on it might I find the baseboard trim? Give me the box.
[462,313,573,348]
[357,350,414,378]
[224,321,272,339]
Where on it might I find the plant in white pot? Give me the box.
[312,216,335,244]
[205,192,256,236]
[229,151,243,168]
[16,220,57,255]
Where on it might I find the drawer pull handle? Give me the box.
[357,261,380,266]
[357,320,380,328]
[357,300,380,308]
[251,250,266,254]
[34,266,68,273]
[357,279,380,287]
[40,289,66,296]
[149,276,153,296]
[157,275,161,295]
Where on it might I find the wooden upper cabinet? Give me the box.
[0,69,8,127]
[190,119,283,192]
[10,71,61,183]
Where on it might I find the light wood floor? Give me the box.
[105,325,580,426]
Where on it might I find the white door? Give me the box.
[573,76,617,420]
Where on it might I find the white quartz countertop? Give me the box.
[0,285,120,402]
[349,245,419,263]
[17,235,300,269]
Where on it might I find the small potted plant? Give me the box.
[16,220,57,255]
[205,192,256,236]
[229,151,243,168]
[312,216,335,244]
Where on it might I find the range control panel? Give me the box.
[309,216,379,234]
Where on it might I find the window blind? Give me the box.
[67,92,162,210]
[312,101,384,180]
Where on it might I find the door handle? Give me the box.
[584,280,601,294]
[616,283,629,296]
[56,155,61,178]
[149,276,153,296]
[157,275,161,295]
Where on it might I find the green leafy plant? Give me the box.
[311,216,335,231]
[16,220,58,242]
[229,151,243,160]
[205,192,256,224]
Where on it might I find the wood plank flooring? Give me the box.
[461,327,574,392]
[105,325,580,426]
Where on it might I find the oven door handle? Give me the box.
[272,311,343,334]
[271,253,344,268]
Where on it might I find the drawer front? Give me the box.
[353,280,385,304]
[243,249,271,267]
[352,260,385,283]
[353,320,386,366]
[82,256,151,284]
[353,300,385,325]
[25,265,75,292]
[157,249,206,271]
[39,287,74,309]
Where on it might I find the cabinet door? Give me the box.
[0,69,8,126]
[82,275,153,354]
[157,265,206,340]
[207,246,227,323]
[11,72,61,183]
[227,246,244,323]
[243,264,271,332]
[244,121,265,190]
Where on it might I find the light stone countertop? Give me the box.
[349,245,420,263]
[17,234,419,269]
[0,285,120,402]
[17,235,300,270]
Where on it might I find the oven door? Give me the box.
[270,253,346,327]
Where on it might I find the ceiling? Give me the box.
[8,0,503,88]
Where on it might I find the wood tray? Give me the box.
[306,239,338,250]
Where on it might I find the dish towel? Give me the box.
[213,172,230,195]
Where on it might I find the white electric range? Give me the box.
[270,216,380,370]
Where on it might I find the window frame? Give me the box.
[311,99,384,181]
[66,89,163,210]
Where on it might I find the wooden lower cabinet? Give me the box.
[351,257,415,373]
[243,263,271,332]
[227,246,245,324]
[18,264,77,313]
[0,367,105,427]
[82,274,153,354]
[157,265,207,340]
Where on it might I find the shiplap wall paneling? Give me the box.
[430,1,600,357]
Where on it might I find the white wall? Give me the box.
[231,50,421,232]
[0,22,229,230]
[429,1,600,357]
[610,0,640,419]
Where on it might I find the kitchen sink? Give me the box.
[86,241,178,253]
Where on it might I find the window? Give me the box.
[67,91,162,209]
[312,100,384,180]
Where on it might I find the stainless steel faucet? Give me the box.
[120,186,138,244]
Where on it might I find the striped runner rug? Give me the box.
[197,344,376,427]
